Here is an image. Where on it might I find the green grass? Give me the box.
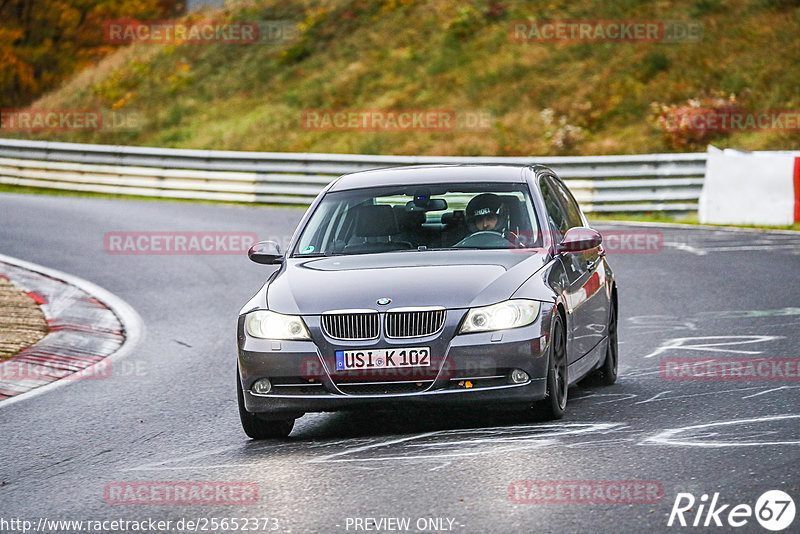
[9,0,800,156]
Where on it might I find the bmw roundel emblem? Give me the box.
[377,297,392,306]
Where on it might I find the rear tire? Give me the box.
[535,313,567,420]
[237,370,294,439]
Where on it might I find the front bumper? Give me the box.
[237,306,553,417]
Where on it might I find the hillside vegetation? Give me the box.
[9,0,800,156]
[0,0,183,108]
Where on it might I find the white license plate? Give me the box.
[335,347,431,371]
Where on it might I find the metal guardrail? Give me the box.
[0,138,706,212]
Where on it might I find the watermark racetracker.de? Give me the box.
[104,231,260,255]
[103,481,258,505]
[510,20,702,43]
[0,359,147,381]
[660,110,800,133]
[300,109,494,132]
[661,357,800,381]
[104,19,298,44]
[511,229,663,254]
[508,480,663,504]
[1,109,143,132]
[0,517,280,533]
[591,230,662,254]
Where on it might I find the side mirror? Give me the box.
[556,227,602,253]
[248,241,284,264]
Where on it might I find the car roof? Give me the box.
[328,164,532,192]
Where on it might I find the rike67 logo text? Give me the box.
[668,490,795,531]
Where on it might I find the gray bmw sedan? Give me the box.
[237,165,618,438]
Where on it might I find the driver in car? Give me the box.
[466,193,507,233]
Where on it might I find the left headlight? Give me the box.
[245,310,311,340]
[458,299,540,334]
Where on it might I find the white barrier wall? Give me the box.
[699,146,800,225]
[0,139,707,212]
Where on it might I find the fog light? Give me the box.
[510,369,529,384]
[252,378,272,395]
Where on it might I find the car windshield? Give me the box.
[293,182,541,256]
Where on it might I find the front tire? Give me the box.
[585,299,618,386]
[237,370,294,439]
[597,299,619,385]
[535,312,567,420]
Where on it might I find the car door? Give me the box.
[540,175,586,364]
[540,175,607,363]
[548,176,609,356]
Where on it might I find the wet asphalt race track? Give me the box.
[1,193,799,534]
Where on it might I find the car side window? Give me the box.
[550,177,584,229]
[540,176,569,240]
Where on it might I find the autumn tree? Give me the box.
[0,0,184,108]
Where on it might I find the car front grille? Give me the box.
[321,312,379,340]
[385,309,446,338]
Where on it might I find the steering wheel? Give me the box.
[453,231,511,248]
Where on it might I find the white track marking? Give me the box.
[635,391,673,405]
[741,386,800,399]
[643,415,800,448]
[663,242,707,255]
[642,335,781,359]
[125,425,625,470]
[573,393,640,405]
[308,432,440,461]
[576,384,798,408]
[125,444,248,471]
[617,368,668,379]
[307,423,622,464]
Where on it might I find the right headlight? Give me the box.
[245,310,311,340]
[458,299,540,334]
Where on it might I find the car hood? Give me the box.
[265,249,551,314]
